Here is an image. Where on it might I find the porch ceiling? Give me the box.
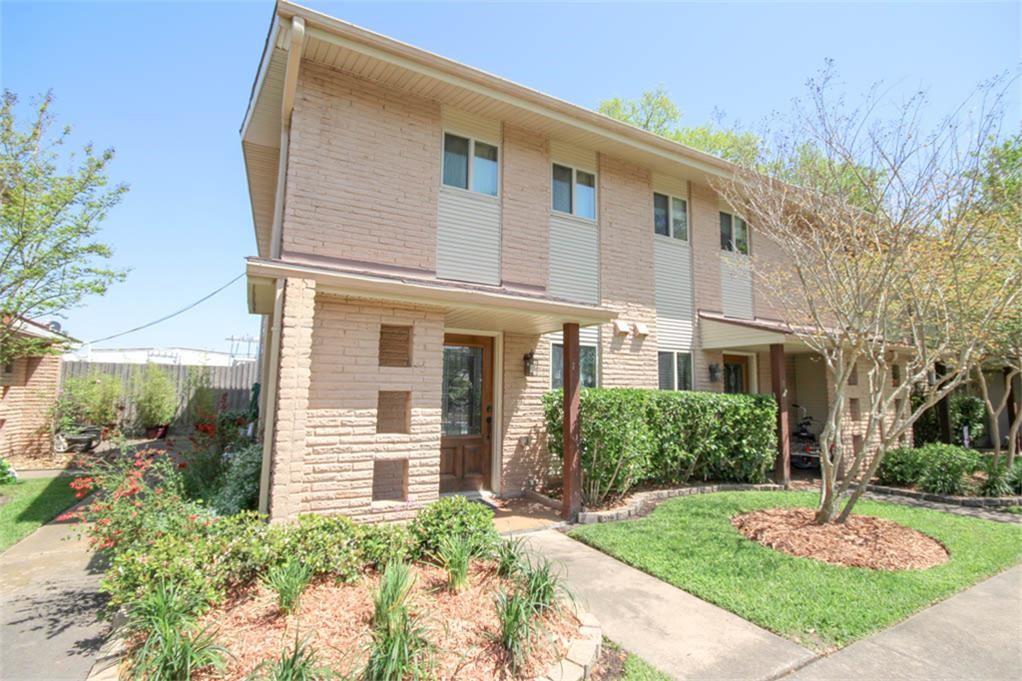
[247,258,614,335]
[699,312,813,354]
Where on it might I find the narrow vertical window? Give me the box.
[653,193,670,236]
[552,164,573,214]
[672,197,688,241]
[575,170,596,219]
[658,352,675,390]
[677,352,693,390]
[471,141,499,196]
[552,343,598,389]
[442,133,469,189]
[734,217,750,254]
[719,212,733,251]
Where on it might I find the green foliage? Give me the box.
[570,491,1022,650]
[180,445,227,502]
[209,443,263,516]
[252,634,334,681]
[58,372,122,427]
[518,557,562,614]
[432,533,482,592]
[916,444,982,496]
[125,579,203,637]
[912,393,988,447]
[492,589,533,674]
[875,447,927,487]
[0,475,79,552]
[186,367,217,425]
[365,561,432,681]
[408,496,498,559]
[133,364,177,429]
[977,460,1014,498]
[266,514,363,580]
[598,86,680,136]
[0,90,127,366]
[494,537,526,579]
[1008,460,1022,495]
[216,408,251,454]
[0,458,16,484]
[263,559,312,615]
[544,388,777,506]
[358,522,414,570]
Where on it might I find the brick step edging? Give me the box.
[865,484,1022,508]
[576,483,784,524]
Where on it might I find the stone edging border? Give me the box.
[575,483,784,524]
[85,612,125,681]
[865,484,1022,508]
[538,609,602,681]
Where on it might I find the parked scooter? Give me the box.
[790,404,821,469]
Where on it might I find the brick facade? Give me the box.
[0,354,60,465]
[500,333,552,496]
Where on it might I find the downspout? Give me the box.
[258,14,305,515]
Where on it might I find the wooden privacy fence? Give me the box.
[60,360,259,428]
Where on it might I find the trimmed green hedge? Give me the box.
[876,443,983,495]
[543,388,777,506]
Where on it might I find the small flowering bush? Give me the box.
[0,458,17,484]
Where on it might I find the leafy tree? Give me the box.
[598,85,680,137]
[0,90,127,364]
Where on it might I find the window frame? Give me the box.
[441,130,500,198]
[657,350,693,391]
[551,162,597,221]
[719,210,750,255]
[653,192,689,241]
[550,341,599,389]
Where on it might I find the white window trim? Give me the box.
[442,129,500,198]
[658,350,693,391]
[719,210,751,256]
[549,340,600,389]
[551,162,597,222]
[654,192,690,242]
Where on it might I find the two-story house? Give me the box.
[241,1,870,523]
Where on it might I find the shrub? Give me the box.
[544,388,777,506]
[180,445,227,503]
[409,496,498,559]
[134,364,178,430]
[365,561,431,681]
[1009,460,1022,495]
[912,393,987,446]
[978,460,1014,498]
[916,444,981,496]
[876,447,927,487]
[358,522,414,569]
[215,408,251,454]
[209,444,262,516]
[263,559,312,615]
[493,589,533,674]
[0,458,16,484]
[58,372,122,428]
[265,514,363,581]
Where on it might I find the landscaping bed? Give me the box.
[570,491,1022,651]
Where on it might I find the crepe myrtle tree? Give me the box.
[0,90,126,364]
[714,66,1021,523]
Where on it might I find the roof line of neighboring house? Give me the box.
[5,315,78,343]
[242,0,739,180]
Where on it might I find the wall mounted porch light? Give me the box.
[708,363,721,383]
[523,351,536,376]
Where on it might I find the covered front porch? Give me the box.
[700,311,830,486]
[247,257,609,523]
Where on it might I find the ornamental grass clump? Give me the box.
[364,561,432,681]
[263,559,312,615]
[492,589,534,674]
[433,533,489,592]
[494,537,527,578]
[252,632,334,681]
[519,557,564,614]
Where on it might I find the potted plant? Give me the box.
[134,364,177,439]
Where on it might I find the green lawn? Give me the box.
[570,491,1022,651]
[0,476,80,552]
[599,640,672,681]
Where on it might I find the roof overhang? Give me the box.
[247,258,615,335]
[699,311,813,354]
[6,316,78,344]
[240,1,742,258]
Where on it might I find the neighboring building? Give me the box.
[66,346,257,367]
[241,2,900,522]
[1,318,76,465]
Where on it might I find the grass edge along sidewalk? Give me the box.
[0,475,81,552]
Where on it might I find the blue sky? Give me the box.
[3,1,1018,353]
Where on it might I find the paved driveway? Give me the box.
[0,515,108,681]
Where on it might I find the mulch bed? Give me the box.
[732,507,950,570]
[193,562,578,680]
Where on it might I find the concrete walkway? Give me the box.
[526,530,815,681]
[786,565,1022,681]
[0,515,109,681]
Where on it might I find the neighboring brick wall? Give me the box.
[0,354,59,464]
[268,277,316,523]
[596,154,658,388]
[303,296,444,523]
[501,125,549,291]
[500,334,552,495]
[283,61,441,272]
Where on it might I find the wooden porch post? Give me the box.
[1007,367,1020,452]
[562,322,581,521]
[770,343,790,487]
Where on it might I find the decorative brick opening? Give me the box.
[379,325,412,367]
[849,398,862,421]
[372,458,409,502]
[376,390,411,433]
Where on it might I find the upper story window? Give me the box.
[658,351,693,391]
[551,342,598,389]
[443,132,498,196]
[552,163,596,220]
[654,193,688,241]
[719,211,750,255]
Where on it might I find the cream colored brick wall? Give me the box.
[283,61,441,272]
[0,354,59,464]
[303,296,444,522]
[500,333,552,495]
[596,154,658,388]
[501,125,550,291]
